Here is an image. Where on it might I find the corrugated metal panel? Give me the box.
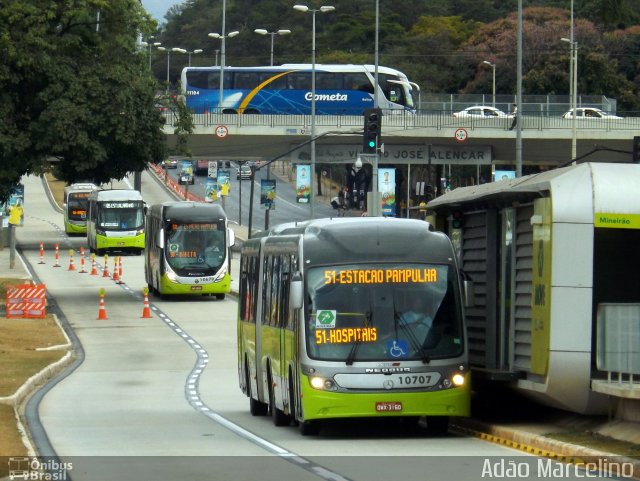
[512,204,533,371]
[461,211,489,367]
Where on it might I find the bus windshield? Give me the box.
[67,192,90,221]
[305,263,463,362]
[97,201,144,231]
[164,221,226,273]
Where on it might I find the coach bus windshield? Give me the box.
[97,201,144,231]
[305,263,463,362]
[67,192,91,221]
[164,221,226,273]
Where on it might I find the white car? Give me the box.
[453,106,514,118]
[562,108,622,120]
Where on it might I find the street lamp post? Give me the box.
[186,49,203,67]
[254,29,291,66]
[157,47,186,93]
[141,38,162,71]
[294,4,334,220]
[254,28,291,229]
[482,60,496,108]
[208,30,239,113]
[561,37,578,161]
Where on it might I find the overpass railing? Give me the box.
[162,111,640,132]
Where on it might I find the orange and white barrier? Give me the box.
[6,284,47,319]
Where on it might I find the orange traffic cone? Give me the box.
[112,256,120,283]
[141,287,152,318]
[118,257,123,282]
[90,254,98,275]
[68,249,76,271]
[53,243,61,267]
[79,247,86,273]
[38,242,45,264]
[97,288,108,320]
[102,254,110,278]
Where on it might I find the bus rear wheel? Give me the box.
[268,375,290,426]
[246,363,267,416]
[215,293,225,300]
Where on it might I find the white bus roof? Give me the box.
[64,183,99,193]
[90,189,144,201]
[184,64,406,76]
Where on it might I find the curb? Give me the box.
[453,420,640,478]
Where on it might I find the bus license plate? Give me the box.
[117,242,125,246]
[375,402,403,412]
[190,286,203,291]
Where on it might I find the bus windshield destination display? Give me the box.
[315,327,378,345]
[323,268,437,285]
[103,202,140,209]
[171,223,219,231]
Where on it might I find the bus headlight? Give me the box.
[166,270,177,282]
[452,373,465,387]
[309,376,337,391]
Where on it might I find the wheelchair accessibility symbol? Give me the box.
[387,340,408,358]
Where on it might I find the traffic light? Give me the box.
[362,108,382,154]
[633,136,640,163]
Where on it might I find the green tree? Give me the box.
[0,0,166,202]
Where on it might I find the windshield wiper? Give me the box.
[394,311,431,364]
[345,311,372,366]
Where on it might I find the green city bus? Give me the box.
[87,189,146,255]
[238,217,472,435]
[63,183,99,235]
[145,201,235,298]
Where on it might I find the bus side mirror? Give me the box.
[290,272,303,310]
[228,228,235,247]
[157,229,165,249]
[463,279,475,308]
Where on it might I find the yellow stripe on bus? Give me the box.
[237,70,296,114]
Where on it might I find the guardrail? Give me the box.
[162,111,640,132]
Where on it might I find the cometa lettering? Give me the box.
[304,92,348,102]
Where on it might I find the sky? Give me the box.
[141,0,183,23]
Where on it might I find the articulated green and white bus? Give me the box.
[145,201,235,298]
[63,183,99,235]
[238,217,472,435]
[87,190,146,255]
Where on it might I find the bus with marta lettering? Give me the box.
[238,217,472,435]
[87,190,145,255]
[63,183,99,235]
[145,202,235,299]
[181,64,416,115]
